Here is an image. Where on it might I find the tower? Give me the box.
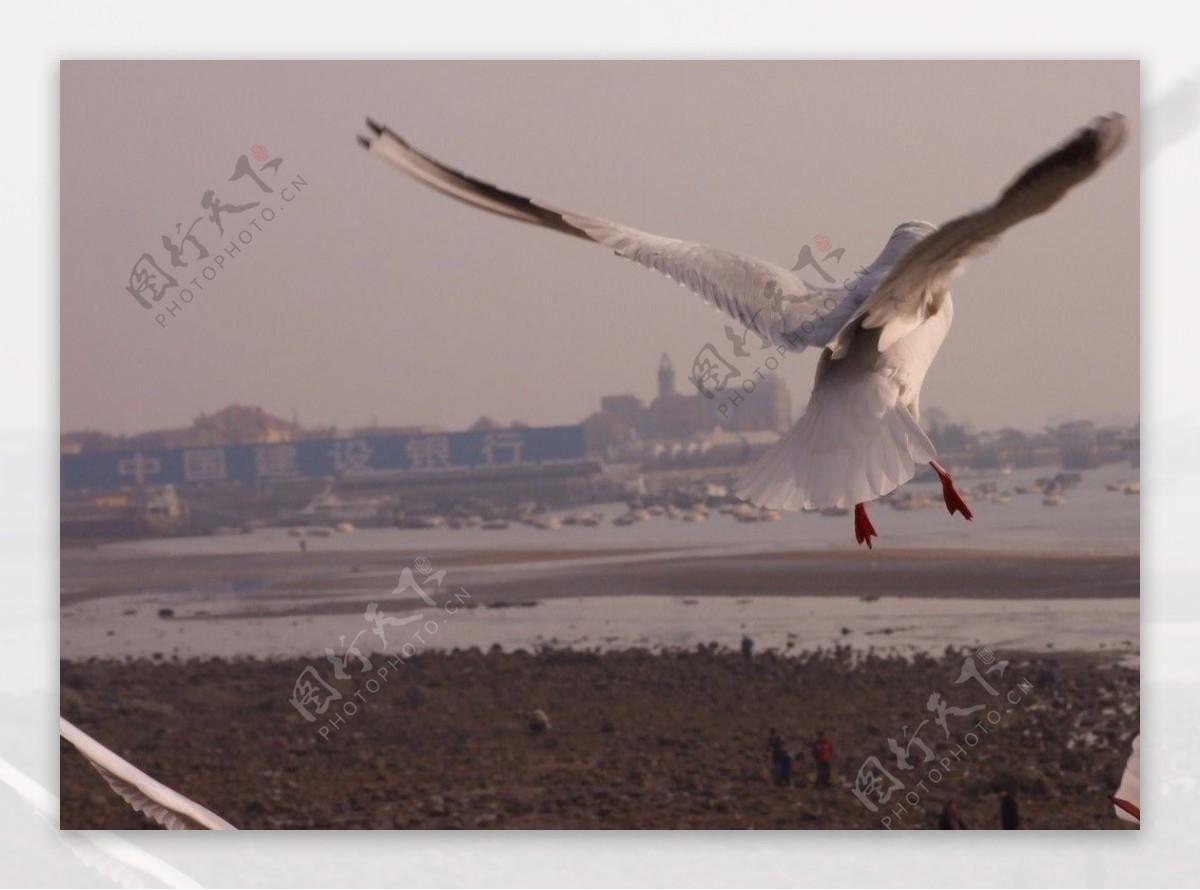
[657,353,675,399]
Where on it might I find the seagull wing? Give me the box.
[856,113,1127,352]
[60,717,236,830]
[1112,734,1141,824]
[358,119,842,352]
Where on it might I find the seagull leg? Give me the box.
[854,503,878,549]
[930,460,974,521]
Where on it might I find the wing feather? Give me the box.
[859,113,1127,351]
[60,717,236,830]
[359,120,851,352]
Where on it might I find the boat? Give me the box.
[889,492,931,511]
[1042,492,1066,506]
[1122,482,1140,495]
[298,486,386,526]
[306,527,333,537]
[612,513,638,527]
[335,521,356,533]
[396,514,447,530]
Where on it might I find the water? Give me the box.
[102,463,1139,558]
[60,593,1140,662]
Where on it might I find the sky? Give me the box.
[60,61,1139,436]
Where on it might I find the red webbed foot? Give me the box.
[931,461,974,521]
[854,502,878,549]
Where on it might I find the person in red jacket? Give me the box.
[812,730,833,788]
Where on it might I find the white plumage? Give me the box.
[1113,734,1141,824]
[60,717,236,830]
[359,113,1126,546]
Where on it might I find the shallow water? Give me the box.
[104,464,1140,559]
[60,591,1139,664]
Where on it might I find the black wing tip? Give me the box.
[356,134,371,150]
[365,116,384,136]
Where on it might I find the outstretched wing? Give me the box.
[358,119,841,352]
[60,717,236,830]
[858,113,1127,352]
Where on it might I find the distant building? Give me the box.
[1055,420,1100,469]
[583,410,634,454]
[600,394,645,430]
[594,352,792,445]
[351,424,445,437]
[657,353,676,399]
[61,404,303,453]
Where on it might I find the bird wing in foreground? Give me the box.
[358,120,853,352]
[845,113,1127,354]
[1112,734,1141,824]
[60,717,236,830]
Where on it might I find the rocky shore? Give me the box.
[60,648,1138,830]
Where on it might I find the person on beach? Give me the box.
[775,748,794,787]
[767,728,791,786]
[997,787,1021,829]
[741,634,754,661]
[938,800,968,829]
[812,730,833,788]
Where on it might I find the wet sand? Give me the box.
[62,546,1139,609]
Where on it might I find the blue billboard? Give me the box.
[61,426,587,491]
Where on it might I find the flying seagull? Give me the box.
[358,113,1126,547]
[60,717,236,830]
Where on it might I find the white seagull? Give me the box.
[60,717,236,830]
[359,113,1126,547]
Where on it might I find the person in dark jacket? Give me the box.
[767,728,792,786]
[812,730,833,788]
[997,788,1021,829]
[938,800,968,829]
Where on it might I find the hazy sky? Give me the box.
[61,61,1139,436]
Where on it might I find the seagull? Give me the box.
[60,717,236,830]
[358,112,1126,548]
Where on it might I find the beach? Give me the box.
[60,534,1138,830]
[60,647,1138,830]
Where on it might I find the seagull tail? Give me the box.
[735,378,937,511]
